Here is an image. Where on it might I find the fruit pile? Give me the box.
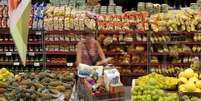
[136,73,178,89]
[44,5,96,31]
[178,68,201,92]
[181,95,201,101]
[131,78,178,101]
[193,33,201,41]
[0,68,14,82]
[150,66,183,76]
[4,71,74,101]
[149,9,201,32]
[97,11,149,31]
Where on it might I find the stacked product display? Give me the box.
[1,1,201,100]
[0,68,75,101]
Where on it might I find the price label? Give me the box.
[67,63,73,67]
[34,62,40,66]
[13,62,20,66]
[5,52,12,56]
[69,63,73,66]
[36,31,42,35]
[28,52,35,56]
[120,42,126,45]
[119,31,125,34]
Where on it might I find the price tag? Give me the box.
[120,42,126,45]
[5,52,12,56]
[67,63,73,67]
[28,52,35,56]
[119,31,125,34]
[69,63,73,66]
[34,62,40,66]
[13,62,20,66]
[36,31,42,35]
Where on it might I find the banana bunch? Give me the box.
[150,34,170,43]
[192,45,201,52]
[193,33,201,41]
[149,9,201,32]
[150,66,183,76]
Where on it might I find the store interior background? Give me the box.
[32,0,198,10]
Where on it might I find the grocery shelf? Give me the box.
[152,31,201,35]
[45,51,147,56]
[46,62,74,66]
[151,41,201,45]
[0,28,44,35]
[0,61,43,66]
[151,52,201,56]
[113,41,147,45]
[46,51,76,55]
[45,30,84,34]
[45,41,78,45]
[112,63,147,66]
[150,63,191,66]
[98,30,146,35]
[120,73,147,77]
[0,52,43,55]
[0,41,43,45]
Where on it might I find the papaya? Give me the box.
[54,85,66,92]
[63,83,72,89]
[48,81,63,87]
[33,83,44,89]
[49,89,59,95]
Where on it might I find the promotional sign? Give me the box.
[8,0,31,66]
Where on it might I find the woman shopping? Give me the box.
[76,27,106,66]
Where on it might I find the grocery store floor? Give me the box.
[70,86,131,101]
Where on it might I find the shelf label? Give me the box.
[5,52,12,56]
[119,31,125,34]
[67,63,73,67]
[34,62,40,66]
[120,42,126,45]
[28,52,35,56]
[13,62,20,66]
[36,31,42,35]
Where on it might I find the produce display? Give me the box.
[178,68,201,92]
[4,71,74,101]
[181,95,201,101]
[0,68,14,82]
[87,6,123,14]
[44,5,96,31]
[137,2,169,14]
[150,66,183,76]
[49,0,86,7]
[131,73,179,101]
[97,11,149,31]
[136,73,178,90]
[149,9,201,32]
[47,57,67,64]
[45,33,82,42]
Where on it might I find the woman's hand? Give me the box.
[96,61,106,66]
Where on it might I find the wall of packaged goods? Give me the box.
[0,3,201,80]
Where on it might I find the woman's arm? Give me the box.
[96,41,106,65]
[96,41,106,60]
[76,42,82,66]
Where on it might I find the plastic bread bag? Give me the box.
[77,63,92,77]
